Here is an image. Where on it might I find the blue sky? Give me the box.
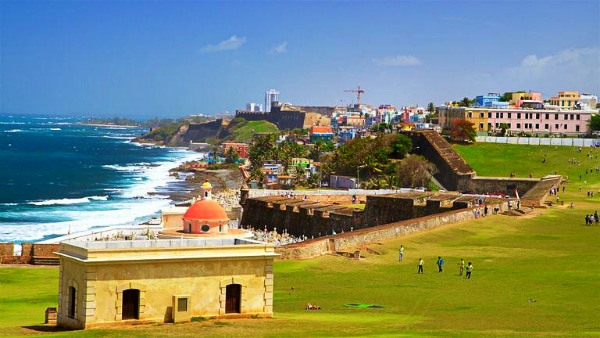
[1,0,599,119]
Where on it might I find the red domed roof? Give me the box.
[183,199,229,221]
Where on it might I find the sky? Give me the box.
[1,0,599,119]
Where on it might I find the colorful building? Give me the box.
[309,126,334,143]
[549,91,580,108]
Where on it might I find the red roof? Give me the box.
[183,199,229,221]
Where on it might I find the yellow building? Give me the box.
[56,238,277,329]
[549,91,580,108]
[437,106,490,133]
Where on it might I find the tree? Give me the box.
[458,97,472,107]
[589,114,600,132]
[248,134,277,169]
[396,155,438,188]
[224,146,240,164]
[427,102,435,114]
[450,119,477,143]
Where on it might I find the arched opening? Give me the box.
[122,289,140,320]
[68,286,76,318]
[188,224,192,233]
[225,284,241,314]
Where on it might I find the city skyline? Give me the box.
[1,1,599,118]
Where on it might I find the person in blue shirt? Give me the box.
[437,256,444,272]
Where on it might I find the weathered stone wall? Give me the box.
[181,120,224,143]
[275,203,508,260]
[403,130,475,191]
[0,243,60,264]
[241,194,470,239]
[462,177,539,196]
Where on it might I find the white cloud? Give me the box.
[269,41,288,54]
[200,35,247,53]
[503,47,600,94]
[372,55,421,67]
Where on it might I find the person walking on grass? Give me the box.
[466,262,473,279]
[398,245,404,262]
[417,258,424,274]
[458,258,465,276]
[437,256,444,272]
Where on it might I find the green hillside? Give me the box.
[224,118,279,142]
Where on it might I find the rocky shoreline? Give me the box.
[168,168,243,202]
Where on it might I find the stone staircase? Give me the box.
[520,175,562,207]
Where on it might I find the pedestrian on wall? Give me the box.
[417,258,424,274]
[458,258,465,276]
[398,245,404,262]
[466,262,473,279]
[437,256,444,272]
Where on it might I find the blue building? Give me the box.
[475,93,501,107]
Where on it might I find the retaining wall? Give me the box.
[275,202,507,260]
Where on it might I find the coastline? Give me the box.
[77,123,141,128]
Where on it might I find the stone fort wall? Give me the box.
[275,203,507,260]
[0,243,60,264]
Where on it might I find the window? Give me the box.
[508,113,511,119]
[480,113,485,118]
[68,286,76,318]
[564,125,567,130]
[219,224,223,232]
[576,115,580,120]
[517,113,521,119]
[177,298,188,312]
[535,124,539,129]
[188,224,192,233]
[545,124,549,130]
[517,123,521,129]
[555,114,559,120]
[201,224,210,232]
[479,123,484,130]
[576,125,580,132]
[555,124,559,129]
[545,114,549,120]
[467,112,472,118]
[536,114,540,119]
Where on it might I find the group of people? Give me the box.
[585,211,599,225]
[401,246,473,278]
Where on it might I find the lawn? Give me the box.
[1,143,599,337]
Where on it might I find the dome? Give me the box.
[183,199,228,221]
[201,181,213,189]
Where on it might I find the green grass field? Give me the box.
[1,143,599,337]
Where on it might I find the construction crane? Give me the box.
[344,86,365,106]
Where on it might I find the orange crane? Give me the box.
[344,86,365,105]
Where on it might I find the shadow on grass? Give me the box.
[22,324,76,333]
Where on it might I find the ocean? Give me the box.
[0,114,204,243]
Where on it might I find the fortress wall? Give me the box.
[183,120,224,143]
[403,131,475,191]
[276,207,482,259]
[234,111,270,121]
[241,193,469,240]
[463,177,538,196]
[362,195,416,226]
[0,243,60,264]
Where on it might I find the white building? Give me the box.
[265,89,280,113]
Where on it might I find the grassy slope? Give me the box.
[1,143,599,338]
[227,120,279,142]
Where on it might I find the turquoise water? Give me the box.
[0,114,203,242]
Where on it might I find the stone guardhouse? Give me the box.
[55,237,278,329]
